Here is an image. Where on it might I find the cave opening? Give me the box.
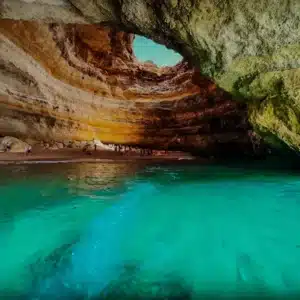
[133,35,182,67]
[0,20,262,159]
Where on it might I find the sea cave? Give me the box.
[1,1,300,299]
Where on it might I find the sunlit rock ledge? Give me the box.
[0,20,257,157]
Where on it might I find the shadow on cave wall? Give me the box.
[139,86,267,159]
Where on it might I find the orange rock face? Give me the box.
[0,20,254,156]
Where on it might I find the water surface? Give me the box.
[1,161,300,299]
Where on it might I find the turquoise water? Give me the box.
[1,161,300,299]
[133,36,182,66]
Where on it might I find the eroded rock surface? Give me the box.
[2,0,299,152]
[0,136,31,153]
[0,20,256,156]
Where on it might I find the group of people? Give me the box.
[111,144,155,156]
[112,144,154,156]
[83,140,168,157]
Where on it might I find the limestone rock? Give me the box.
[0,20,255,157]
[1,0,299,152]
[48,144,60,150]
[43,143,50,149]
[72,141,85,149]
[93,139,114,151]
[56,142,64,149]
[0,136,31,153]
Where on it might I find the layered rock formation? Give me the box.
[2,0,299,153]
[0,19,255,156]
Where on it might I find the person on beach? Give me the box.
[83,144,92,155]
[25,145,32,155]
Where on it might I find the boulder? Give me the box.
[72,141,84,149]
[48,144,60,150]
[56,142,64,149]
[0,136,32,153]
[93,139,114,151]
[43,143,50,149]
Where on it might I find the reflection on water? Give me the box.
[66,162,142,193]
[1,161,300,299]
[0,162,143,297]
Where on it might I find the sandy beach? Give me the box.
[0,148,198,164]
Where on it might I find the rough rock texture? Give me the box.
[1,0,299,152]
[0,136,31,152]
[0,20,256,156]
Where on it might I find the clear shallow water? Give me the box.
[133,36,182,66]
[1,161,300,299]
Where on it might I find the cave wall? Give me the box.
[0,20,253,154]
[2,0,299,152]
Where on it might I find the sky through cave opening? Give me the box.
[133,35,182,67]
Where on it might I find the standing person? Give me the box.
[25,145,32,155]
[92,139,97,151]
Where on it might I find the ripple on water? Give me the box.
[0,161,300,299]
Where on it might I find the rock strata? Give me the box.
[1,0,299,152]
[0,20,258,157]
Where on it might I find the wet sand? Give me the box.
[0,149,198,164]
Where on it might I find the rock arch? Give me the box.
[1,0,300,153]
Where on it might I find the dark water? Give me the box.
[1,160,300,299]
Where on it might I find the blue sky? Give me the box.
[133,35,182,67]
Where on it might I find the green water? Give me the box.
[1,161,300,299]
